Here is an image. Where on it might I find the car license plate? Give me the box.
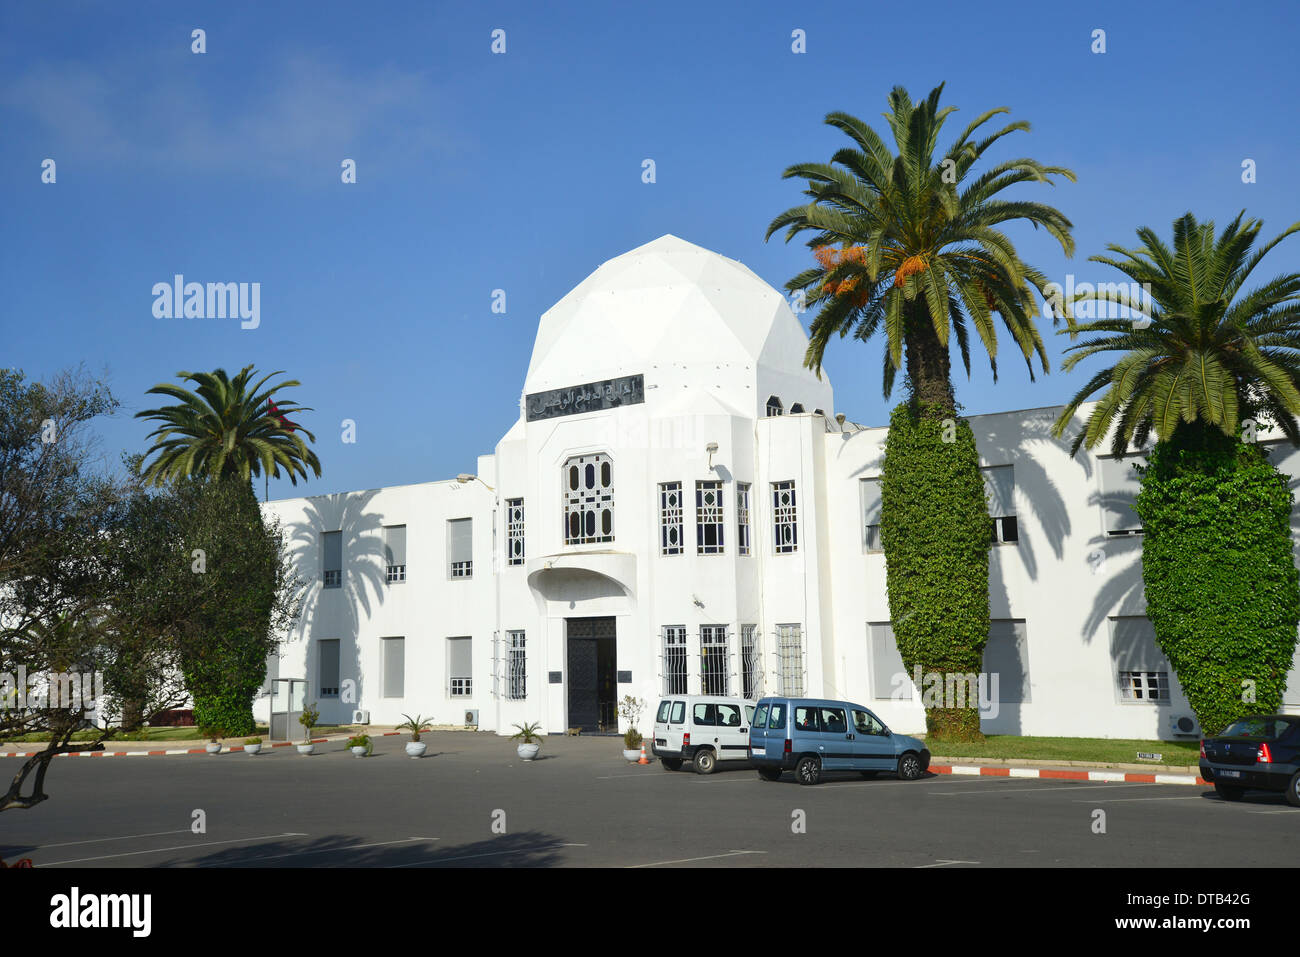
[751,747,765,756]
[1218,769,1241,778]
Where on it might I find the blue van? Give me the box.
[748,697,930,785]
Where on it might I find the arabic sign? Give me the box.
[526,373,645,422]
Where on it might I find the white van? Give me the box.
[651,695,757,774]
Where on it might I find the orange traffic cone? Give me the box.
[638,741,649,765]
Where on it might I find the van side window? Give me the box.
[853,709,885,736]
[656,700,672,723]
[717,704,741,727]
[753,704,767,729]
[670,701,685,723]
[795,707,820,732]
[768,704,786,730]
[820,708,847,734]
[693,704,717,726]
[744,705,755,727]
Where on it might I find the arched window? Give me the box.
[563,453,614,544]
[766,396,784,417]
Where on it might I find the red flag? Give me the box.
[267,399,296,431]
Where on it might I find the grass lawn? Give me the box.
[923,734,1201,767]
[3,725,273,744]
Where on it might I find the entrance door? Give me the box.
[566,617,617,732]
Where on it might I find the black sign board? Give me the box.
[617,671,632,684]
[548,671,563,684]
[526,373,645,422]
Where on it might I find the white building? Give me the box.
[260,235,1300,740]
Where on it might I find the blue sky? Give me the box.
[3,1,1298,498]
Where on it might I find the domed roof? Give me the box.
[522,236,833,416]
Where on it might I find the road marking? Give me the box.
[230,837,440,864]
[41,832,305,866]
[32,829,192,849]
[628,850,766,868]
[1071,795,1206,803]
[915,859,980,868]
[392,842,587,867]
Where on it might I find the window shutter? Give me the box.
[448,519,472,564]
[1109,617,1168,672]
[982,466,1015,517]
[384,525,407,567]
[319,639,340,695]
[323,530,342,571]
[383,638,405,698]
[448,637,472,678]
[983,620,1031,703]
[1099,457,1142,531]
[869,623,909,700]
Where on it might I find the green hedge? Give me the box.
[1137,423,1300,736]
[881,401,991,741]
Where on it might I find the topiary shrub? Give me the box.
[1136,422,1300,736]
[881,400,991,742]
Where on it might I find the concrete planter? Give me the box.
[517,743,540,761]
[244,744,262,755]
[296,743,315,755]
[405,741,427,759]
[205,743,222,755]
[622,749,641,763]
[350,746,368,758]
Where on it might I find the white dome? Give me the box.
[522,235,834,419]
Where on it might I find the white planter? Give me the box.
[405,741,427,759]
[296,743,315,755]
[623,749,641,763]
[517,742,540,761]
[205,743,222,755]
[244,744,262,755]
[350,746,368,758]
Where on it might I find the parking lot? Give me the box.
[3,732,1297,867]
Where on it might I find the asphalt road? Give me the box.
[3,733,1297,867]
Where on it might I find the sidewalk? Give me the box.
[0,726,470,758]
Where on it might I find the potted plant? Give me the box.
[243,736,262,756]
[297,702,320,755]
[200,723,227,755]
[397,713,432,758]
[510,722,543,761]
[618,695,646,762]
[346,733,373,757]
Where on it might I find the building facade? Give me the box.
[260,235,1300,740]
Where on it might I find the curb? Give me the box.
[0,734,351,758]
[929,762,1208,787]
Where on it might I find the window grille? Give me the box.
[772,481,798,553]
[564,453,614,544]
[659,482,683,555]
[696,481,724,554]
[776,624,804,696]
[737,483,751,555]
[661,626,687,694]
[700,625,729,695]
[507,630,526,700]
[506,498,525,566]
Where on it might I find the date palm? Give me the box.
[136,366,321,486]
[766,82,1075,411]
[1051,211,1300,453]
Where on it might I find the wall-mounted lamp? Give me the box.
[706,442,719,469]
[456,473,496,492]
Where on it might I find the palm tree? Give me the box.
[766,83,1075,742]
[766,82,1076,410]
[1052,212,1300,452]
[1051,212,1300,736]
[135,366,321,487]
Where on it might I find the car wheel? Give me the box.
[1214,781,1245,802]
[757,767,782,781]
[796,755,821,786]
[859,770,879,779]
[693,749,716,775]
[1286,771,1300,808]
[661,758,682,772]
[898,752,924,781]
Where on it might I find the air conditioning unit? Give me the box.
[464,709,479,727]
[1169,714,1200,737]
[352,710,370,725]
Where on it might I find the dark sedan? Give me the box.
[1200,714,1300,806]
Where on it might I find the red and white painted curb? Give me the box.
[930,762,1208,786]
[0,730,424,759]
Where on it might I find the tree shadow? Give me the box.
[150,830,570,868]
[282,489,386,724]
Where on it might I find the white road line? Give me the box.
[1071,795,1206,803]
[32,829,192,849]
[915,859,981,868]
[628,850,766,868]
[229,837,440,864]
[392,842,587,867]
[41,832,305,866]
